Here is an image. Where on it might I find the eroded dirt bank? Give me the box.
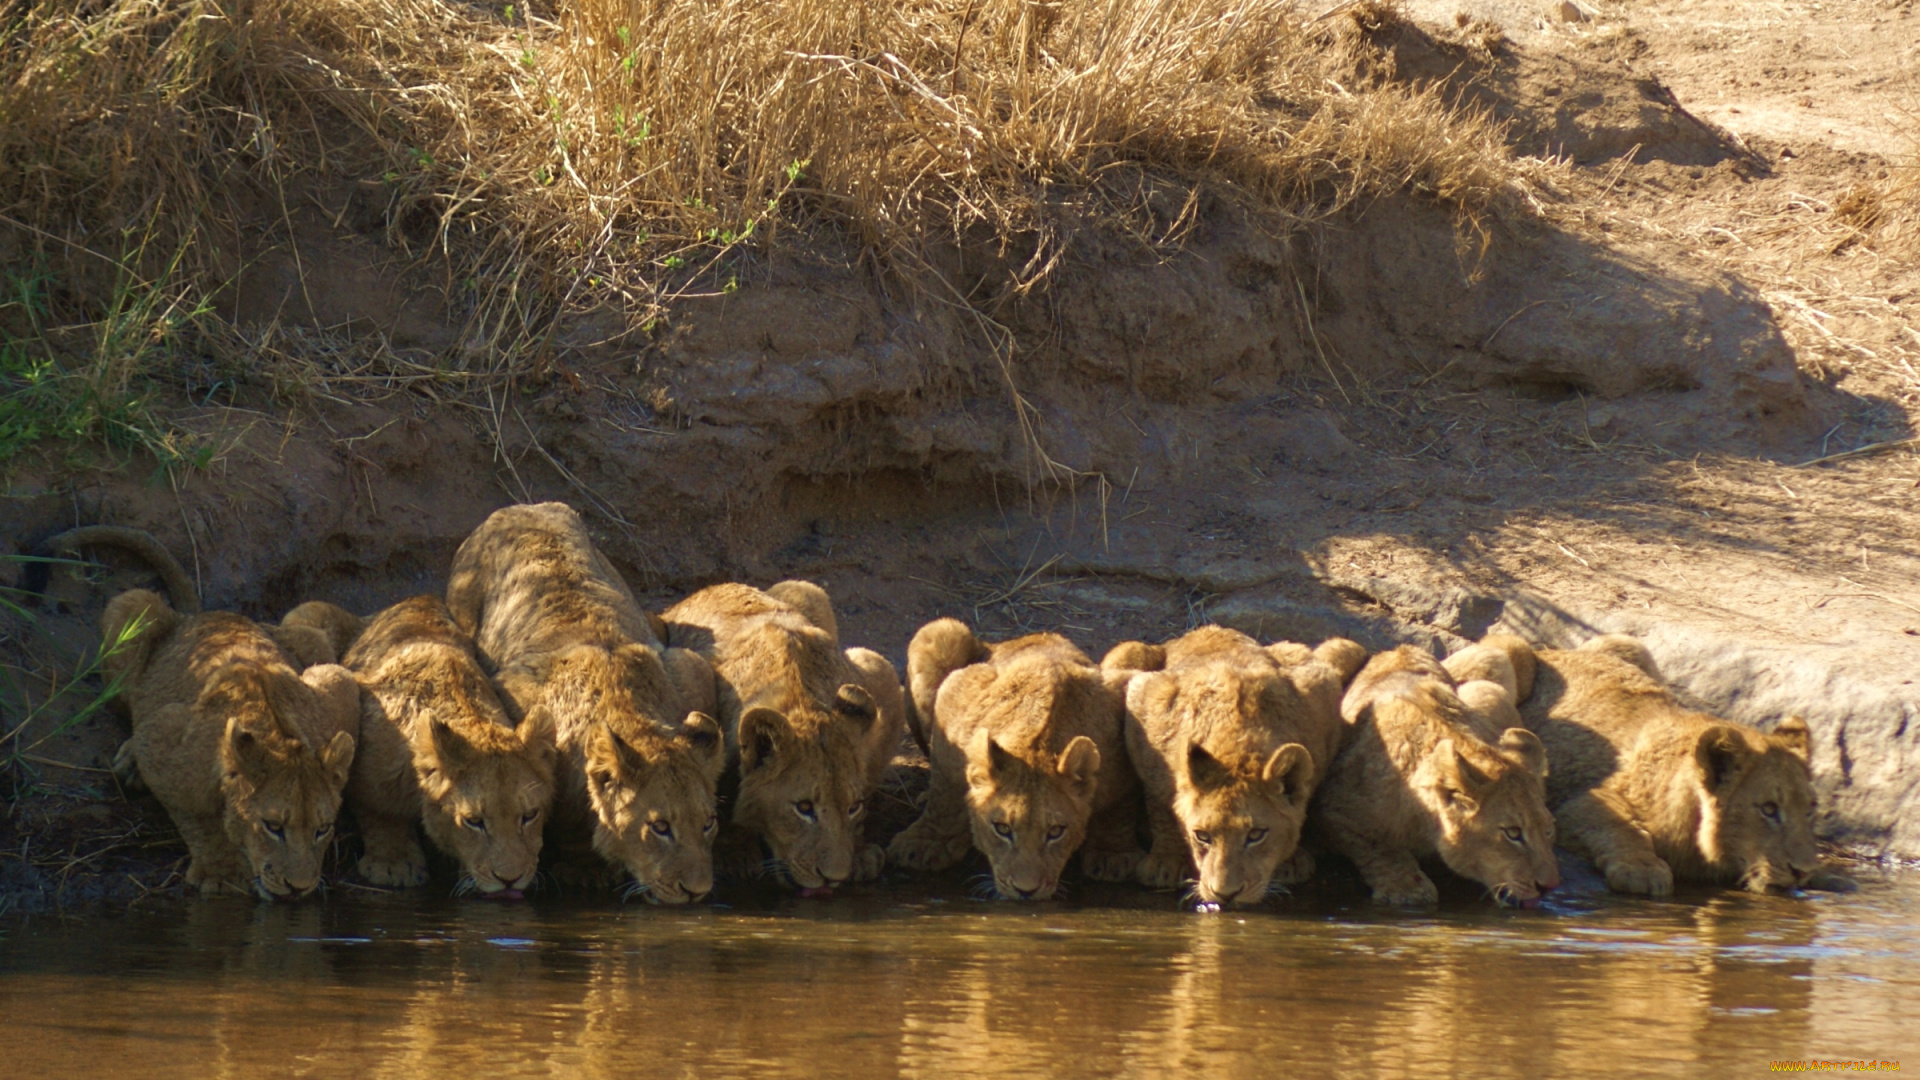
[3,0,1917,908]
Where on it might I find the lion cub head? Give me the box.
[414,710,557,894]
[1413,706,1560,906]
[1170,740,1313,907]
[209,666,357,899]
[1695,717,1821,891]
[963,732,1101,900]
[523,643,726,903]
[733,684,879,890]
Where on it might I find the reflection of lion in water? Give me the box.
[49,527,358,900]
[446,502,723,903]
[662,581,904,890]
[1517,634,1855,896]
[1112,627,1360,908]
[887,621,1137,901]
[1315,644,1560,907]
[297,596,558,895]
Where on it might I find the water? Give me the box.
[2,867,1916,1077]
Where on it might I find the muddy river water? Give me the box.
[2,867,1915,1077]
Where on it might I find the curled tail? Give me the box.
[904,618,990,754]
[44,525,200,615]
[99,588,177,697]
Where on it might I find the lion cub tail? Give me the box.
[45,525,201,615]
[904,618,991,751]
[1444,633,1538,704]
[99,588,178,694]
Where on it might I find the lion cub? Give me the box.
[661,582,904,891]
[78,594,355,901]
[1314,644,1560,907]
[887,622,1138,900]
[447,503,724,903]
[329,597,557,895]
[1518,634,1854,896]
[49,527,358,900]
[1113,627,1362,908]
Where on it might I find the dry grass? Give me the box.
[0,0,1530,439]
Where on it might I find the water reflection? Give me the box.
[0,874,1912,1078]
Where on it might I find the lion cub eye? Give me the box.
[263,822,286,840]
[649,819,674,838]
[314,823,333,842]
[1245,828,1268,847]
[991,821,1013,840]
[461,816,487,833]
[520,809,540,826]
[848,800,864,819]
[1045,824,1066,842]
[1502,825,1524,844]
[1193,830,1213,848]
[1760,802,1781,823]
[794,800,817,821]
[703,815,718,834]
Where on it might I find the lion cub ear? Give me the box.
[320,730,356,789]
[966,734,1018,790]
[1432,738,1489,810]
[681,712,726,779]
[1497,728,1548,781]
[585,723,647,799]
[1101,641,1165,674]
[1695,725,1754,794]
[1772,716,1812,762]
[738,707,790,774]
[425,717,477,775]
[1058,736,1101,802]
[1185,742,1237,794]
[221,717,272,783]
[515,706,557,757]
[833,683,877,733]
[1263,743,1314,809]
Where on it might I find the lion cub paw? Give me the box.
[1135,849,1192,890]
[854,842,886,883]
[111,740,146,792]
[359,849,429,888]
[1080,848,1143,883]
[1602,855,1675,897]
[886,827,968,873]
[185,859,252,895]
[1369,873,1440,907]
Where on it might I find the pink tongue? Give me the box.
[798,886,836,899]
[479,888,525,901]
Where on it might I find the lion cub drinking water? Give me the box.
[52,527,359,899]
[1314,641,1560,907]
[1517,634,1854,896]
[887,622,1139,900]
[661,582,904,891]
[1110,627,1363,908]
[292,597,558,896]
[447,503,724,903]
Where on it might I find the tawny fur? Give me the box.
[1442,633,1536,704]
[102,588,358,899]
[662,581,905,889]
[1314,645,1560,907]
[446,502,724,903]
[1114,627,1355,907]
[338,596,557,893]
[887,621,1138,900]
[1518,634,1854,896]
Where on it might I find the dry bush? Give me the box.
[0,0,1529,435]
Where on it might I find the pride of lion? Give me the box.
[47,502,1858,909]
